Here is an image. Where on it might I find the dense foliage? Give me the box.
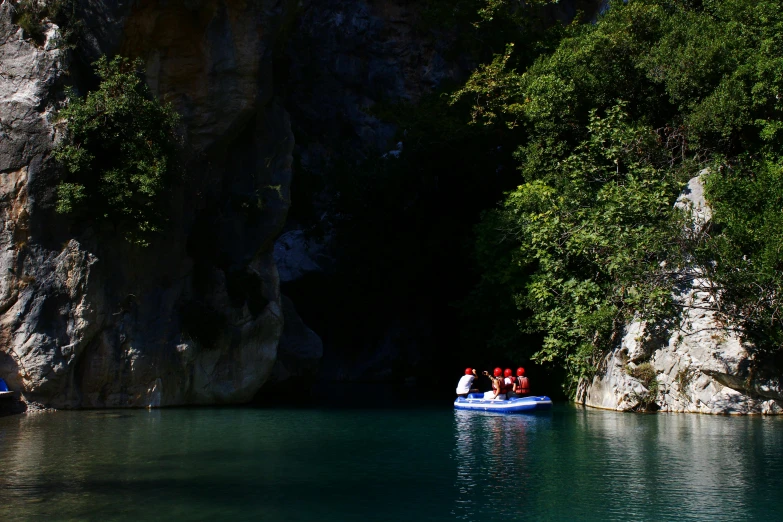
[55,56,181,246]
[700,157,783,357]
[452,0,783,387]
[472,105,693,382]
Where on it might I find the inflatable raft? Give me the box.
[454,393,552,413]
[0,378,12,399]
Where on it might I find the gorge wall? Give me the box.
[0,0,297,409]
[0,0,495,409]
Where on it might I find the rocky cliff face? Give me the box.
[0,0,299,409]
[0,0,476,409]
[577,177,783,414]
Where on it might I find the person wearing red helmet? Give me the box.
[512,367,530,396]
[482,367,507,400]
[456,368,479,398]
[503,368,515,395]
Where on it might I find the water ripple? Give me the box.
[1,406,783,521]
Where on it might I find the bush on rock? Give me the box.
[55,56,181,246]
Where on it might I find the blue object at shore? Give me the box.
[454,393,552,413]
[0,378,8,392]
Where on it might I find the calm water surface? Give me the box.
[1,404,782,521]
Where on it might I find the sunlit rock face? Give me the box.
[577,176,783,414]
[0,0,294,408]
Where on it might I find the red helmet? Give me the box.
[465,368,473,375]
[517,367,526,376]
[493,367,502,377]
[504,368,512,378]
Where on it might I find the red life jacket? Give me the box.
[517,376,530,395]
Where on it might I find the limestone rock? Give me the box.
[0,2,63,172]
[577,175,783,414]
[0,0,296,408]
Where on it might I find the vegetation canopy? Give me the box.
[451,0,783,389]
[54,56,181,246]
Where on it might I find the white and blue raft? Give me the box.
[454,393,552,413]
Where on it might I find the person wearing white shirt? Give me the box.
[456,368,478,397]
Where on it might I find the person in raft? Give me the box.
[482,368,507,400]
[503,368,515,396]
[511,367,530,397]
[456,368,479,398]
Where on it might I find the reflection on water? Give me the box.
[452,407,783,521]
[453,411,533,521]
[1,406,783,521]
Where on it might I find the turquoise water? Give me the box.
[1,404,783,521]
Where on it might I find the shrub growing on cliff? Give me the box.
[627,362,660,411]
[12,0,47,43]
[12,0,81,47]
[55,56,181,246]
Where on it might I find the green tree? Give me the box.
[55,56,181,246]
[474,105,691,388]
[452,0,783,387]
[699,156,783,359]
